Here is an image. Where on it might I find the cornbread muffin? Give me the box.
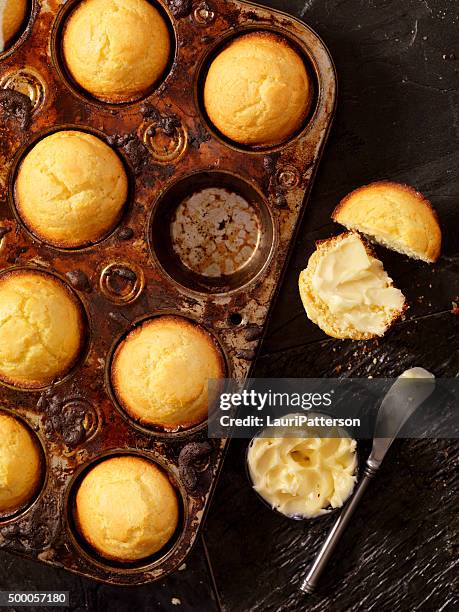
[0,269,85,388]
[332,181,441,263]
[15,131,128,249]
[299,232,406,340]
[1,0,28,50]
[204,32,311,146]
[75,456,179,562]
[62,0,171,101]
[111,316,225,429]
[0,412,43,514]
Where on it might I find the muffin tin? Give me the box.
[0,0,336,585]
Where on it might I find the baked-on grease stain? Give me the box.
[273,188,288,209]
[178,442,212,493]
[107,133,149,175]
[107,266,137,282]
[38,391,91,448]
[167,0,192,18]
[0,226,11,240]
[244,324,263,341]
[65,270,91,292]
[117,227,134,241]
[141,103,181,137]
[235,348,257,361]
[0,89,32,129]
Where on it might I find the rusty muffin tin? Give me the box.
[0,0,336,585]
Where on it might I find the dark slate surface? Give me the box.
[0,0,458,611]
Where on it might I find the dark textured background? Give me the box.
[1,0,458,610]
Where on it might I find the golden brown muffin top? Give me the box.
[0,411,43,514]
[62,0,171,101]
[204,32,311,146]
[333,181,441,263]
[111,316,225,429]
[0,269,86,388]
[75,455,179,562]
[15,130,128,249]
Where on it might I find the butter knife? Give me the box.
[300,367,436,594]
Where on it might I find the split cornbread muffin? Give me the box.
[299,232,406,340]
[332,181,442,263]
[0,411,43,514]
[0,269,86,388]
[204,31,312,146]
[15,130,128,249]
[111,316,225,429]
[62,0,171,101]
[75,455,179,562]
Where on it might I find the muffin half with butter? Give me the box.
[75,455,179,562]
[204,32,312,147]
[1,0,28,51]
[62,0,171,102]
[111,316,225,430]
[299,232,406,340]
[0,269,86,389]
[15,131,128,249]
[0,411,44,516]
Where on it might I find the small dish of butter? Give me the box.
[247,414,358,519]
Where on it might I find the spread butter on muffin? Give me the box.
[15,130,128,249]
[204,31,312,146]
[111,316,225,429]
[1,0,28,50]
[62,0,171,101]
[0,411,43,514]
[332,181,441,263]
[298,232,406,340]
[0,269,86,388]
[75,456,179,562]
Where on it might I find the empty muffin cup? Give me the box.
[150,171,275,294]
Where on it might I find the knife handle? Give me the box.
[300,464,378,594]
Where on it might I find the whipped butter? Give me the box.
[248,421,357,518]
[312,233,405,336]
